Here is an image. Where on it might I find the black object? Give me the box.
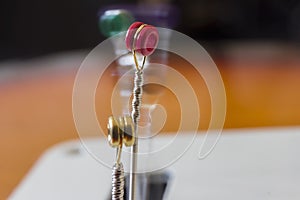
[1,0,299,61]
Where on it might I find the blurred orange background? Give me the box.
[1,44,300,199]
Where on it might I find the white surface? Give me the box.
[9,128,300,200]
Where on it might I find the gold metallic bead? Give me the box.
[107,115,135,148]
[107,116,121,148]
[121,116,135,147]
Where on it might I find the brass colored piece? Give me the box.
[107,116,121,148]
[107,115,135,148]
[122,116,135,147]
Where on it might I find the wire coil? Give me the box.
[111,163,125,200]
[131,70,143,125]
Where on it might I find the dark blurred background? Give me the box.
[1,0,300,60]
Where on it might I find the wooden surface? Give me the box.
[1,46,300,199]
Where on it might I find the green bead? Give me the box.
[99,10,134,37]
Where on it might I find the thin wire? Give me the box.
[133,50,147,71]
[116,144,122,165]
[132,24,147,71]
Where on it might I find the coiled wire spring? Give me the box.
[111,163,125,200]
[131,70,143,124]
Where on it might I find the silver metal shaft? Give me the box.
[129,70,143,200]
[129,138,138,200]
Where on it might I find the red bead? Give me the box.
[125,22,144,52]
[125,22,159,56]
[135,25,159,56]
